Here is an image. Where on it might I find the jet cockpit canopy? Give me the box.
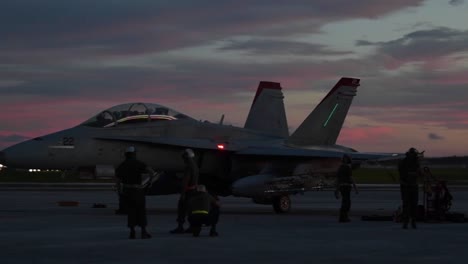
[80,103,195,128]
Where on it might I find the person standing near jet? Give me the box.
[114,178,127,215]
[170,148,199,234]
[187,184,220,237]
[116,146,157,239]
[398,147,421,229]
[335,154,358,222]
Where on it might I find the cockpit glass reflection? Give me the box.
[80,103,194,128]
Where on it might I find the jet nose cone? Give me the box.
[0,151,5,165]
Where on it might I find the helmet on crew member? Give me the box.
[406,147,419,157]
[125,146,136,153]
[125,146,136,159]
[196,184,207,192]
[182,148,195,159]
[342,154,352,164]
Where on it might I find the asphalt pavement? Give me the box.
[1,188,467,264]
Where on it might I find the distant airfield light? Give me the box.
[0,164,3,168]
[217,144,225,150]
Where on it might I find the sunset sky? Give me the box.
[1,0,467,157]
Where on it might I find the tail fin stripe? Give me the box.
[323,103,339,127]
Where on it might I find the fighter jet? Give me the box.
[0,77,398,213]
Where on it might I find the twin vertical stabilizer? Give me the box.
[287,77,360,146]
[244,81,289,138]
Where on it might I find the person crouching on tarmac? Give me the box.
[170,148,199,234]
[187,184,220,237]
[334,154,359,223]
[116,146,158,239]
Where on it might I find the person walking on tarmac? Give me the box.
[116,146,158,239]
[187,184,220,237]
[170,148,199,234]
[398,147,421,229]
[334,154,359,222]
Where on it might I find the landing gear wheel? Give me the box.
[273,195,291,214]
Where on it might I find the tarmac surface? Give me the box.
[1,187,468,264]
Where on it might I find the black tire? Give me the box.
[273,195,291,214]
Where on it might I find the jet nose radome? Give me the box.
[0,151,5,165]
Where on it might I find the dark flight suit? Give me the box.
[398,153,420,228]
[116,153,151,238]
[171,154,199,233]
[115,181,128,214]
[187,191,220,237]
[336,163,353,222]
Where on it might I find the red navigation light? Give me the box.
[217,144,225,150]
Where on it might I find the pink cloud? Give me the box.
[430,73,468,85]
[338,126,397,143]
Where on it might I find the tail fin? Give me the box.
[287,77,360,146]
[244,81,289,138]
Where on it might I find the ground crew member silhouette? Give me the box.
[116,146,158,239]
[335,154,359,222]
[187,185,220,237]
[170,148,199,234]
[398,147,421,229]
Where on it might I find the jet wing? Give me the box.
[95,136,240,151]
[349,152,403,161]
[236,147,344,158]
[236,147,401,161]
[96,136,341,158]
[96,136,401,161]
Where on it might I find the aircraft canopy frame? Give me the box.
[80,102,194,128]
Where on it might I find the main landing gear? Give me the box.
[273,195,291,214]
